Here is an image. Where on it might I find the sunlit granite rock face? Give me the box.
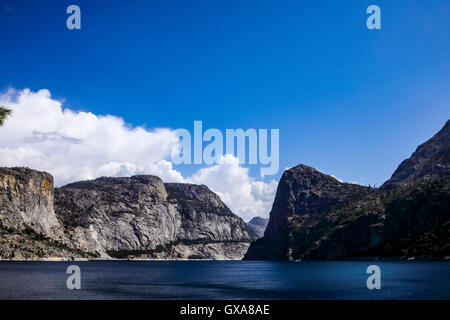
[0,168,90,260]
[54,175,180,258]
[0,167,61,238]
[54,177,256,259]
[0,170,256,260]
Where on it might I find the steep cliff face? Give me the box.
[54,176,178,257]
[54,176,255,259]
[165,183,254,242]
[0,168,61,238]
[245,119,450,261]
[1,169,255,260]
[244,165,371,260]
[0,168,93,260]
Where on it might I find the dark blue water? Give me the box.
[1,261,450,300]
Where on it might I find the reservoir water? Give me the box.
[1,260,449,300]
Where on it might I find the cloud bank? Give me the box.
[0,88,182,184]
[0,88,277,221]
[187,154,278,222]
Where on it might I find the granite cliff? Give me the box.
[55,177,255,259]
[245,120,450,260]
[0,168,92,260]
[0,170,256,260]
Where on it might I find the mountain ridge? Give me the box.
[1,170,256,260]
[245,119,450,261]
[382,120,450,188]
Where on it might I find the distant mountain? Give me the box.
[245,119,450,261]
[246,217,269,238]
[0,170,256,260]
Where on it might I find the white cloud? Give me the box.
[0,88,277,221]
[0,88,181,185]
[188,154,277,221]
[330,175,343,183]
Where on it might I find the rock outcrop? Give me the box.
[54,177,256,259]
[246,217,269,238]
[0,168,61,238]
[1,171,256,260]
[245,119,450,261]
[244,165,371,260]
[0,168,91,260]
[383,119,450,187]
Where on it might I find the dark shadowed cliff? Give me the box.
[245,119,450,261]
[244,165,371,260]
[382,119,450,188]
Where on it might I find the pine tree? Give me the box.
[0,106,12,126]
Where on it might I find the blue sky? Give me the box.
[1,0,449,187]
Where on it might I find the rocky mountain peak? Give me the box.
[269,164,369,221]
[246,216,269,238]
[245,119,450,261]
[248,216,269,227]
[383,119,450,187]
[245,164,371,260]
